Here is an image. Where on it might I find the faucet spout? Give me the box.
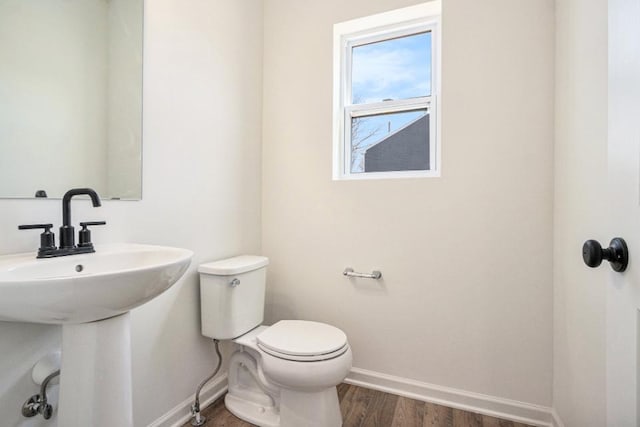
[62,188,101,227]
[60,188,102,249]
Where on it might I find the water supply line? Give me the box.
[190,339,222,426]
[22,369,60,420]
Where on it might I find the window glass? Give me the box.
[351,31,432,104]
[350,110,429,173]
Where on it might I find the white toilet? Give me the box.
[198,255,352,427]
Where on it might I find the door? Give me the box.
[607,0,640,424]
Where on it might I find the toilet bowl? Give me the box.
[198,256,352,427]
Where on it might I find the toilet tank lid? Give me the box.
[199,255,269,275]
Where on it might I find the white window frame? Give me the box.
[332,2,441,180]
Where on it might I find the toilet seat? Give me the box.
[256,320,348,362]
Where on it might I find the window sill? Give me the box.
[333,170,441,181]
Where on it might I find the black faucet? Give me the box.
[60,188,102,249]
[19,188,106,258]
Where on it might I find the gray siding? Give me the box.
[364,114,429,172]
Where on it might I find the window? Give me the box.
[333,3,441,180]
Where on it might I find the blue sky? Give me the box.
[352,31,431,104]
[350,31,431,173]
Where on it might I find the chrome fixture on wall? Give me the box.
[343,267,382,280]
[22,370,60,420]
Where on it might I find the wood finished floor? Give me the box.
[184,383,535,427]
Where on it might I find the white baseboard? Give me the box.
[147,373,228,427]
[149,369,562,427]
[345,367,555,427]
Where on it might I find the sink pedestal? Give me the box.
[59,313,133,427]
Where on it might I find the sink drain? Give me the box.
[75,265,83,273]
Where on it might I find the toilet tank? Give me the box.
[198,255,269,340]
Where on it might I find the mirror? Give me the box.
[0,0,143,200]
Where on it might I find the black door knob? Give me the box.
[582,237,628,272]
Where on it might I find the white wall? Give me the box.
[262,0,554,406]
[553,0,607,425]
[0,0,263,425]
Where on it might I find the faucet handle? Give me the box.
[78,221,106,249]
[18,223,53,231]
[79,221,106,227]
[18,224,56,253]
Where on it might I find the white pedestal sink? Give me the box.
[0,243,193,427]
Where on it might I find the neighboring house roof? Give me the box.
[364,114,429,172]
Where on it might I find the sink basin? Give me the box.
[0,243,193,323]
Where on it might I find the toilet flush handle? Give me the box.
[229,278,240,287]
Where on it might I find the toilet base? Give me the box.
[279,388,342,427]
[225,347,344,427]
[226,387,341,427]
[225,393,280,427]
